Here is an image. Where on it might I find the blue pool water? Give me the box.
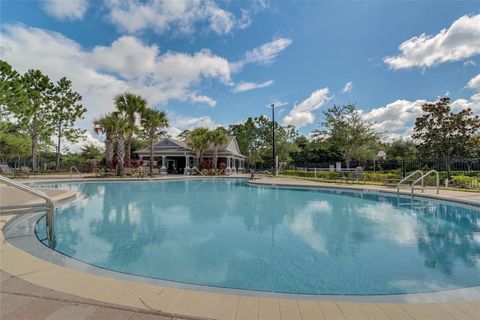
[35,179,480,295]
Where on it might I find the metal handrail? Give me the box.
[411,169,440,199]
[70,166,84,181]
[0,175,55,247]
[397,170,423,195]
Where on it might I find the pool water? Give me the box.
[35,179,480,295]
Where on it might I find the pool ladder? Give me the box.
[70,166,85,182]
[397,170,423,196]
[410,170,439,200]
[0,175,56,247]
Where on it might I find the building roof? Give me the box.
[134,136,245,158]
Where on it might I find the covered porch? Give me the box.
[137,153,246,175]
[134,137,247,175]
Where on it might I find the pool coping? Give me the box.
[249,178,480,208]
[2,176,480,320]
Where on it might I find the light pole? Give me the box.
[270,103,276,176]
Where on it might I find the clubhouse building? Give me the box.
[134,136,246,175]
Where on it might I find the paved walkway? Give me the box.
[0,271,187,320]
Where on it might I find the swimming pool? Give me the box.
[34,178,480,295]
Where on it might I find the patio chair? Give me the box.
[20,166,32,177]
[343,167,364,184]
[0,164,18,178]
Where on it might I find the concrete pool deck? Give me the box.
[1,175,480,319]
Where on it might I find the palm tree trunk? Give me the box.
[117,134,125,176]
[105,133,114,169]
[126,137,132,167]
[149,138,154,176]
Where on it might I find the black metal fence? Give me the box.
[286,158,480,177]
[3,157,480,177]
[1,158,93,173]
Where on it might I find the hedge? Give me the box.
[451,175,480,189]
[281,170,401,181]
[281,170,341,179]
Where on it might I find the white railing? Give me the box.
[70,166,84,182]
[0,175,55,247]
[411,170,439,199]
[397,170,423,195]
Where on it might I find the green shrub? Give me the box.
[451,175,480,189]
[281,170,341,179]
[363,172,400,181]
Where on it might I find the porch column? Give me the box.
[231,158,237,174]
[161,155,167,175]
[226,157,231,174]
[184,154,190,175]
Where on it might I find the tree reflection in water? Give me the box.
[416,203,480,275]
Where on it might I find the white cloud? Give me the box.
[166,126,182,138]
[283,88,331,128]
[467,74,480,91]
[232,37,292,71]
[342,81,353,93]
[88,36,159,80]
[451,94,480,114]
[232,80,274,93]
[104,0,251,36]
[188,94,217,107]
[43,0,88,20]
[362,93,480,139]
[167,112,220,137]
[0,24,233,136]
[464,60,477,67]
[384,14,480,69]
[237,9,252,30]
[65,131,104,152]
[362,99,426,135]
[268,100,288,108]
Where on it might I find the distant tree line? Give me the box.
[2,59,479,177]
[226,99,479,177]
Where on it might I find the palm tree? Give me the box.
[110,113,130,176]
[114,93,148,166]
[187,127,210,168]
[93,113,117,168]
[140,108,168,176]
[208,128,228,169]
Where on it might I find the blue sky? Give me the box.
[1,0,479,145]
